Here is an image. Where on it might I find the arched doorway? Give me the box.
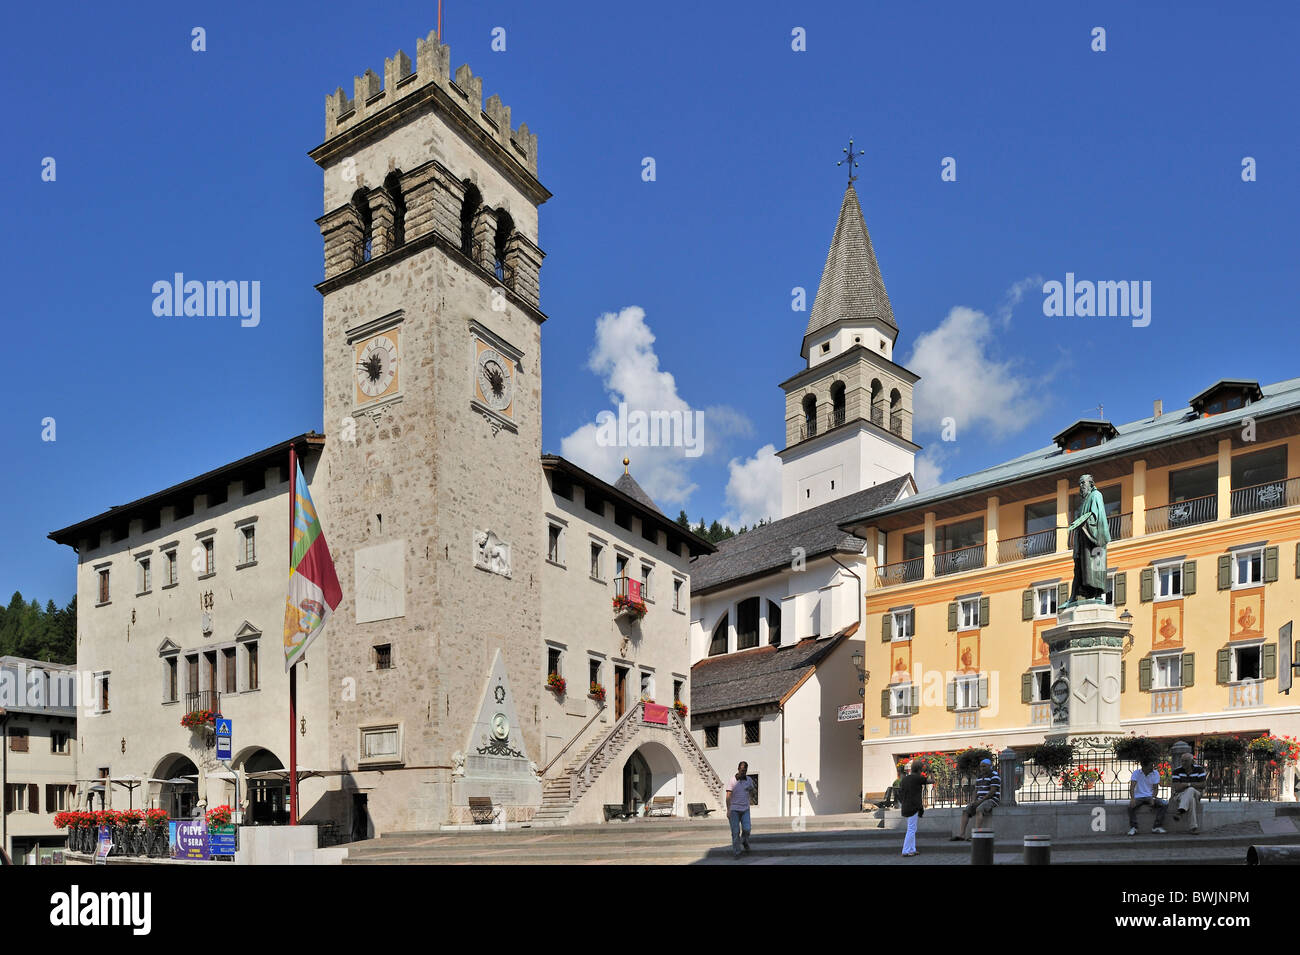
[238,748,288,825]
[153,754,198,819]
[621,742,683,817]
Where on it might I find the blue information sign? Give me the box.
[215,718,232,760]
[209,825,236,856]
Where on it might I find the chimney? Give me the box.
[1153,399,1163,418]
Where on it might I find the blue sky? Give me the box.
[5,0,1298,606]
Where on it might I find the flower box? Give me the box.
[589,682,606,703]
[612,594,648,621]
[181,708,220,730]
[546,673,566,695]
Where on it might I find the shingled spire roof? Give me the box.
[803,184,896,352]
[614,469,662,515]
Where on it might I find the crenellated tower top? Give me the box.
[322,29,538,177]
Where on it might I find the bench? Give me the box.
[863,787,898,810]
[468,796,500,825]
[687,802,714,818]
[645,796,677,817]
[603,804,634,821]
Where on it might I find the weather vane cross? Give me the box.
[838,138,865,186]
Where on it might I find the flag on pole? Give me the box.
[283,460,342,670]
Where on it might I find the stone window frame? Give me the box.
[742,719,761,745]
[1028,666,1052,703]
[545,513,567,568]
[671,575,686,614]
[1229,639,1265,684]
[703,725,719,748]
[135,550,153,597]
[195,528,217,580]
[160,542,180,589]
[588,535,607,583]
[1153,559,1183,601]
[94,562,112,607]
[235,516,258,570]
[358,722,404,768]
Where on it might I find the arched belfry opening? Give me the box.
[889,388,903,435]
[351,188,373,263]
[493,208,515,284]
[830,380,846,428]
[869,378,884,426]
[383,170,406,250]
[460,180,482,259]
[802,393,818,437]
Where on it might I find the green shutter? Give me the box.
[882,614,893,642]
[1140,568,1154,602]
[1056,582,1069,609]
[1216,648,1231,685]
[978,675,989,708]
[1114,572,1127,606]
[1022,589,1034,621]
[979,596,990,628]
[1021,671,1033,703]
[1296,542,1300,579]
[1264,546,1279,583]
[1181,652,1195,688]
[1138,656,1152,691]
[1263,642,1278,680]
[1217,554,1232,590]
[881,688,891,718]
[947,602,958,631]
[1182,560,1197,595]
[945,680,957,711]
[1121,660,1126,693]
[909,685,921,716]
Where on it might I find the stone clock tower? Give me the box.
[309,31,548,829]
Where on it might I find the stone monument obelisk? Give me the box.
[1039,474,1130,741]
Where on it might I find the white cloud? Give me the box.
[913,448,947,491]
[905,281,1048,442]
[720,444,782,528]
[559,306,751,509]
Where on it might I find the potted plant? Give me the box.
[673,700,688,719]
[955,745,995,776]
[181,708,220,731]
[120,810,145,855]
[1113,734,1163,765]
[144,808,170,857]
[612,593,648,621]
[206,805,233,831]
[1200,735,1247,761]
[546,672,566,695]
[1059,765,1104,792]
[1028,740,1075,776]
[589,682,606,703]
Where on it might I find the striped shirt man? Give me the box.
[973,768,1001,805]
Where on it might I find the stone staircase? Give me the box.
[530,702,725,825]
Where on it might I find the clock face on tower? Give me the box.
[476,346,513,413]
[355,333,399,402]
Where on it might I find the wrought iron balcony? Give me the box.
[934,543,985,577]
[889,413,903,436]
[997,529,1057,564]
[874,557,924,588]
[871,407,884,427]
[1145,495,1216,534]
[184,690,220,717]
[831,407,846,429]
[1230,476,1300,518]
[1067,512,1132,548]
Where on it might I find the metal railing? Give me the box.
[871,407,884,427]
[1067,512,1132,548]
[1146,495,1216,534]
[997,529,1056,563]
[184,690,220,716]
[934,543,985,577]
[831,407,846,428]
[874,557,923,588]
[1231,477,1300,518]
[890,413,903,436]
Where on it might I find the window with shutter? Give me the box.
[881,688,891,718]
[1263,643,1278,680]
[10,729,28,753]
[29,783,38,813]
[1218,554,1232,590]
[908,684,921,716]
[1182,560,1197,595]
[882,615,893,642]
[977,675,989,708]
[1138,657,1152,691]
[1114,572,1127,606]
[1121,660,1126,693]
[1140,568,1154,602]
[1264,545,1279,583]
[1021,672,1033,703]
[947,602,958,631]
[1022,589,1034,621]
[1216,648,1231,684]
[945,680,957,711]
[1056,582,1069,609]
[979,596,990,628]
[1181,652,1195,688]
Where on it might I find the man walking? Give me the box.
[1128,758,1168,835]
[899,760,926,857]
[1170,752,1207,834]
[726,761,757,859]
[953,758,1000,841]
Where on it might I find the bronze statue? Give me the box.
[1065,473,1110,605]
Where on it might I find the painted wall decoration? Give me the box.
[1031,620,1051,667]
[956,632,979,674]
[1152,602,1184,650]
[1231,588,1264,641]
[889,641,912,684]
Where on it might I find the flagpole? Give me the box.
[288,442,300,826]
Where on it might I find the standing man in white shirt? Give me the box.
[725,762,757,859]
[1127,758,1168,836]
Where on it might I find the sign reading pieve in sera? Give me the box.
[215,718,232,761]
[173,820,210,861]
[837,703,864,722]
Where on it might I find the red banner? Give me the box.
[628,579,642,602]
[643,703,669,724]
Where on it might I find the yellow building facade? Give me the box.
[843,378,1300,794]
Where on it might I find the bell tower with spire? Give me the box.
[778,166,920,517]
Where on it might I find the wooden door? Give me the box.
[614,666,628,718]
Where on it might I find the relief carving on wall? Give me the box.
[474,530,512,578]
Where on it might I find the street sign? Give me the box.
[173,820,209,861]
[837,703,864,722]
[216,718,232,760]
[209,824,236,857]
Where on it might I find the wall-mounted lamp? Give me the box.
[851,650,869,689]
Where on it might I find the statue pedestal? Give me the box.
[1040,602,1129,744]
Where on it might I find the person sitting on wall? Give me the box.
[1170,752,1208,834]
[952,758,999,841]
[1127,758,1168,836]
